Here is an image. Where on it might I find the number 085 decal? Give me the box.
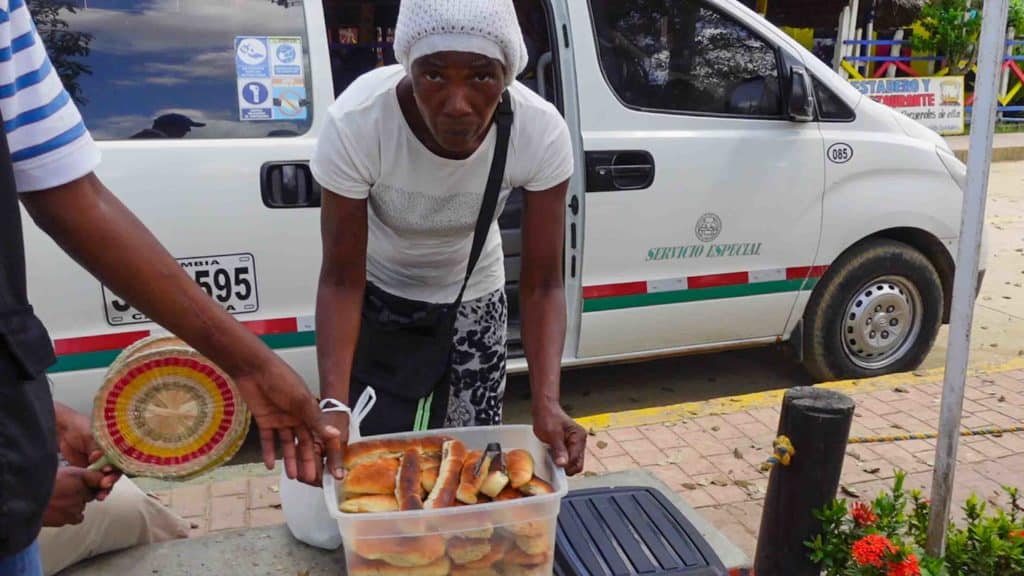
[102,253,259,326]
[827,142,854,164]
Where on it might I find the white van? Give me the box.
[27,0,982,415]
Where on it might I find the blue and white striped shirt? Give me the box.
[1,0,99,192]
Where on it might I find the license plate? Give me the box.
[103,253,259,326]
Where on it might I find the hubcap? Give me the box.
[842,276,923,370]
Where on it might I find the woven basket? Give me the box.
[91,346,250,479]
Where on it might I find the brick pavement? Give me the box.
[153,367,1024,559]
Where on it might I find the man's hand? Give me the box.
[54,402,120,501]
[232,355,343,485]
[532,401,587,476]
[307,411,350,487]
[42,467,114,527]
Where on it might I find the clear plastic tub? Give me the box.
[324,425,568,575]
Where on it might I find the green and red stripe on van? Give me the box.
[50,266,827,373]
[581,266,828,312]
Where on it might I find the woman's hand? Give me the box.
[532,401,587,476]
[55,402,120,501]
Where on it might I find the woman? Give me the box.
[311,0,586,480]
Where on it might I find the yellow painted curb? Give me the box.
[576,357,1024,433]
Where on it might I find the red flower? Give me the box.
[1012,530,1024,539]
[887,553,921,576]
[852,534,897,568]
[852,502,879,527]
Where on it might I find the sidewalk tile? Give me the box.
[971,438,1014,459]
[209,495,247,532]
[601,454,637,472]
[686,432,733,457]
[639,424,686,449]
[679,487,717,508]
[647,464,693,491]
[991,432,1024,452]
[171,484,209,519]
[619,438,666,466]
[870,443,932,474]
[249,507,285,528]
[706,453,763,482]
[608,427,645,442]
[211,478,249,498]
[249,475,281,509]
[592,432,626,458]
[664,446,720,475]
[584,449,607,475]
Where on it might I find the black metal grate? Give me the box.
[554,487,728,576]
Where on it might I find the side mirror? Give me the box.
[788,66,815,122]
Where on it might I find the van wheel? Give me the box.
[802,239,944,382]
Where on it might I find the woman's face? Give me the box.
[410,51,506,155]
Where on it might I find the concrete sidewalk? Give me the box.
[144,363,1024,561]
[947,131,1024,162]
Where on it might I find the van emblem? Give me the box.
[695,213,722,243]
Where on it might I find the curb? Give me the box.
[575,357,1024,433]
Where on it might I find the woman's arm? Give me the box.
[316,191,369,480]
[520,179,586,475]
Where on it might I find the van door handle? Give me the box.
[585,151,655,192]
[260,162,322,208]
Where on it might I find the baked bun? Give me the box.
[515,532,552,556]
[479,468,509,499]
[421,467,439,494]
[461,536,509,569]
[504,520,549,538]
[424,440,467,509]
[447,537,492,565]
[506,450,534,489]
[493,486,522,502]
[500,562,551,576]
[457,450,492,505]
[344,459,400,495]
[348,555,451,576]
[504,546,553,567]
[450,567,501,576]
[340,495,399,514]
[518,477,554,497]
[354,534,447,567]
[344,436,449,468]
[396,449,424,511]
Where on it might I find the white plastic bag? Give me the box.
[281,388,376,550]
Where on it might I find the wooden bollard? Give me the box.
[754,386,855,576]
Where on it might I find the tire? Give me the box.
[802,239,944,382]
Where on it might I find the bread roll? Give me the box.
[450,567,500,576]
[457,450,492,505]
[504,520,548,538]
[515,532,552,556]
[348,555,451,576]
[343,436,449,468]
[424,439,467,509]
[518,477,554,497]
[461,536,509,569]
[504,546,552,566]
[354,534,446,567]
[421,467,439,494]
[493,486,522,502]
[343,459,400,495]
[500,562,550,576]
[459,525,494,540]
[447,537,492,565]
[339,495,399,514]
[479,468,509,499]
[396,449,424,511]
[506,450,534,489]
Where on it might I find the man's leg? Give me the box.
[37,477,189,576]
[0,541,43,576]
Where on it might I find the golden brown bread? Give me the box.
[353,534,447,567]
[504,546,553,566]
[506,450,534,489]
[343,459,400,495]
[504,520,549,538]
[397,449,424,511]
[459,525,495,540]
[450,567,501,576]
[348,555,451,576]
[447,537,492,565]
[461,536,510,569]
[343,436,449,468]
[457,450,492,505]
[518,477,554,497]
[479,468,509,499]
[493,486,522,502]
[421,467,439,494]
[424,439,467,509]
[500,562,551,576]
[339,495,399,514]
[515,532,552,556]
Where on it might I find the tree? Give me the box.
[912,0,982,76]
[28,0,92,105]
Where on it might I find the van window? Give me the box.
[34,0,314,140]
[321,0,560,107]
[813,77,855,122]
[589,0,781,117]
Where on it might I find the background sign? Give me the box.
[849,76,965,135]
[235,36,307,122]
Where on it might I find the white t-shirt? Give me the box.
[311,65,574,303]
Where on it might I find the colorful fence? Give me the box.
[840,38,1024,119]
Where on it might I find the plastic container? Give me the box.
[324,425,568,575]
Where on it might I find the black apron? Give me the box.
[0,109,60,557]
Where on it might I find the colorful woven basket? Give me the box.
[90,338,250,479]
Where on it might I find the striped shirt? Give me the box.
[1,0,99,193]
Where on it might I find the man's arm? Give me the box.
[520,179,586,475]
[315,191,368,480]
[20,174,339,483]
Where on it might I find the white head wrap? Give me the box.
[394,0,529,86]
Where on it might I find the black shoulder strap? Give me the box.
[454,91,513,305]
